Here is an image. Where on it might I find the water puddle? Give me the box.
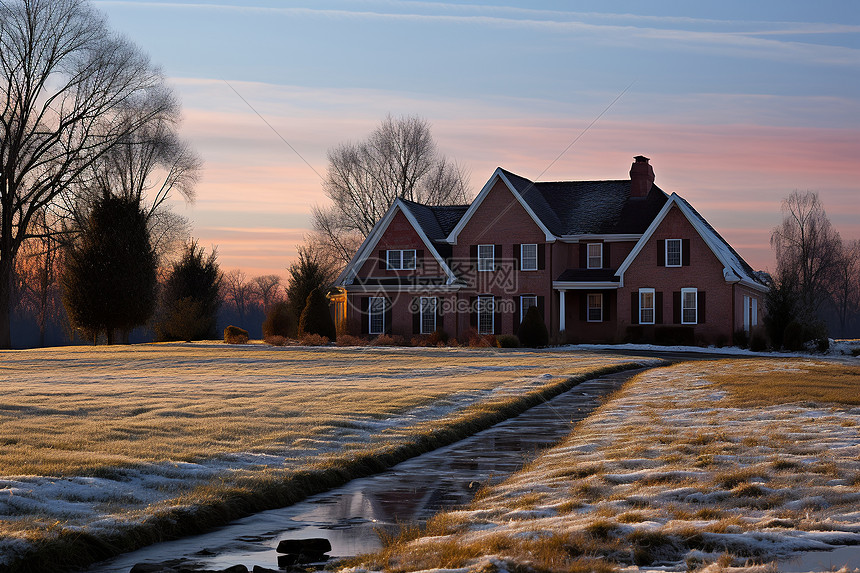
[779,545,860,572]
[88,369,642,572]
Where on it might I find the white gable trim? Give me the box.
[445,168,555,245]
[335,199,458,286]
[615,194,767,293]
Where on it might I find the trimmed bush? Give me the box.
[298,287,336,340]
[300,333,329,346]
[336,334,368,347]
[428,329,449,346]
[497,334,520,348]
[262,301,295,339]
[749,326,768,352]
[517,306,549,347]
[654,326,695,346]
[372,334,404,346]
[224,325,249,344]
[264,335,287,346]
[732,329,749,349]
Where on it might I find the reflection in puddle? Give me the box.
[780,545,860,572]
[87,371,639,572]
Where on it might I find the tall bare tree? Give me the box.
[0,0,176,348]
[770,191,842,318]
[223,269,254,324]
[252,274,283,311]
[313,114,470,269]
[831,239,860,336]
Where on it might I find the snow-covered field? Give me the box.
[0,343,638,567]
[349,358,860,573]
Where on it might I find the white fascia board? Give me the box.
[445,168,556,245]
[337,199,458,286]
[343,284,463,293]
[560,234,642,243]
[614,193,766,291]
[553,282,621,290]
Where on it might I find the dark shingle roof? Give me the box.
[499,168,668,236]
[400,200,470,242]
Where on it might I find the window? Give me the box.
[743,296,759,332]
[420,297,437,334]
[520,295,538,322]
[478,295,494,334]
[587,293,603,322]
[587,243,603,269]
[477,244,494,271]
[639,288,655,324]
[665,239,682,267]
[520,244,538,271]
[681,288,697,324]
[387,249,416,270]
[369,297,386,334]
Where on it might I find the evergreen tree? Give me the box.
[298,287,336,340]
[262,301,295,339]
[155,241,221,341]
[62,194,157,344]
[517,306,549,347]
[287,246,334,325]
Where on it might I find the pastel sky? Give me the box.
[93,0,860,279]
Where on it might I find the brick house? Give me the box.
[331,156,767,345]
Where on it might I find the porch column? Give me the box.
[559,289,566,332]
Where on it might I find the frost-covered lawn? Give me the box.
[0,343,638,567]
[351,358,860,573]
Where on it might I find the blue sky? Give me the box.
[94,1,860,277]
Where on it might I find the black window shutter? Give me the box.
[538,243,546,270]
[514,244,521,270]
[579,244,587,268]
[699,291,706,324]
[514,296,521,332]
[631,291,638,324]
[361,297,369,334]
[413,297,421,334]
[436,296,444,331]
[673,291,681,324]
[603,243,611,268]
[494,298,501,335]
[470,245,478,270]
[537,295,545,321]
[580,294,587,321]
[384,300,393,334]
[495,245,502,270]
[604,293,611,321]
[656,291,664,324]
[657,240,665,267]
[379,250,386,270]
[682,239,691,266]
[469,296,477,329]
[417,249,424,270]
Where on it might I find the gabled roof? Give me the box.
[398,199,469,242]
[615,193,768,292]
[447,168,669,243]
[335,199,459,286]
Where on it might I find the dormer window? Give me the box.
[387,249,416,270]
[587,243,603,269]
[665,239,682,267]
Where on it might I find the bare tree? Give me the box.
[223,269,254,324]
[252,274,283,311]
[770,191,842,318]
[313,114,470,269]
[831,239,860,336]
[0,0,175,348]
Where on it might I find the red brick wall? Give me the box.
[356,210,445,279]
[618,205,735,344]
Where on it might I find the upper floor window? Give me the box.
[587,243,603,269]
[681,288,697,324]
[520,295,538,322]
[477,244,495,272]
[587,293,603,322]
[665,239,682,267]
[639,288,655,325]
[520,244,538,271]
[387,249,416,270]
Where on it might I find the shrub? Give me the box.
[224,325,249,344]
[262,301,295,339]
[447,337,459,347]
[300,333,329,346]
[749,326,768,352]
[654,326,695,346]
[497,334,520,348]
[517,305,549,347]
[468,331,497,347]
[428,329,449,346]
[625,325,646,344]
[851,348,860,357]
[336,334,368,347]
[715,334,729,348]
[298,287,336,340]
[732,329,749,348]
[372,334,403,346]
[264,335,287,346]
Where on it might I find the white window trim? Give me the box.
[587,243,603,269]
[420,296,437,335]
[478,295,494,334]
[639,288,655,325]
[477,244,495,272]
[681,288,698,325]
[743,296,751,332]
[387,249,416,270]
[751,298,758,327]
[369,296,386,334]
[520,244,538,271]
[666,239,682,268]
[520,295,538,322]
[587,293,603,323]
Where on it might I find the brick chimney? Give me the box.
[629,155,655,198]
